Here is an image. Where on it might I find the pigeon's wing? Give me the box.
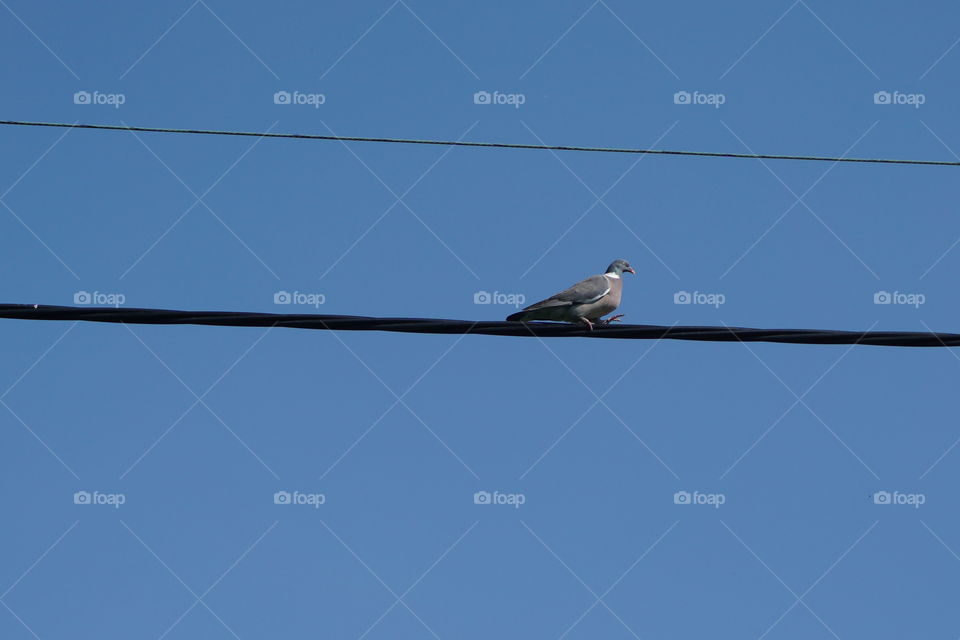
[522,274,610,310]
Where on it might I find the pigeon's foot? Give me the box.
[578,317,595,331]
[598,314,624,325]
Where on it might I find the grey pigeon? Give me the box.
[506,259,635,330]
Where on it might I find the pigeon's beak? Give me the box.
[625,267,636,274]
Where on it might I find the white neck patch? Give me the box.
[605,272,620,279]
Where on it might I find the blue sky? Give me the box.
[3,1,960,638]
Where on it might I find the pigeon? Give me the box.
[506,259,635,330]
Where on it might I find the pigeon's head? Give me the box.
[605,259,635,276]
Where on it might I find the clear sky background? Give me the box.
[2,1,960,638]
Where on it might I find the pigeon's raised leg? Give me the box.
[578,317,595,331]
[597,314,624,325]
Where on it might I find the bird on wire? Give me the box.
[506,259,635,330]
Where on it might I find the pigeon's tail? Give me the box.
[506,311,527,322]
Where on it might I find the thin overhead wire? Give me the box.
[1,119,958,167]
[0,305,957,348]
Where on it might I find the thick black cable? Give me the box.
[0,304,957,347]
[1,119,958,167]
